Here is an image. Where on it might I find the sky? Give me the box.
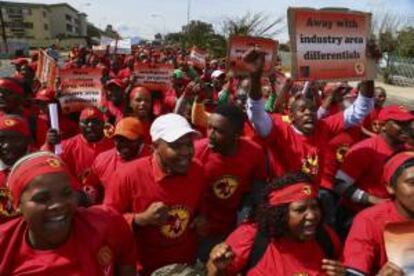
[12,0,414,41]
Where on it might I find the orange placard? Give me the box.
[134,63,174,92]
[228,36,278,73]
[288,7,375,81]
[384,221,414,274]
[190,46,208,69]
[59,68,103,114]
[36,50,58,90]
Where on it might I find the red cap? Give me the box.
[383,151,414,185]
[378,105,414,122]
[106,78,125,88]
[0,115,30,137]
[11,58,28,66]
[268,182,318,206]
[79,106,104,122]
[35,88,55,102]
[7,152,70,208]
[0,78,24,96]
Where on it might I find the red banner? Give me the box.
[59,68,103,114]
[228,36,278,73]
[134,63,174,92]
[36,50,58,90]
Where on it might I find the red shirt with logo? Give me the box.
[59,134,114,182]
[319,127,364,190]
[225,223,342,275]
[339,135,398,211]
[343,201,406,275]
[104,156,206,275]
[265,112,344,180]
[0,206,137,275]
[194,138,266,236]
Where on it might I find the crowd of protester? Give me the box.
[0,40,413,276]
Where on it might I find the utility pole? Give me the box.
[0,4,8,53]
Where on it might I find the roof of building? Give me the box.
[0,1,86,16]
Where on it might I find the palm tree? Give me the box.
[221,12,284,38]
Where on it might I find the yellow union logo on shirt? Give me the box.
[302,154,319,176]
[213,175,239,199]
[0,187,19,217]
[161,206,190,239]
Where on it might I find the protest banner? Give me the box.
[228,36,278,74]
[288,7,375,81]
[59,68,103,114]
[190,46,208,69]
[92,45,108,57]
[113,38,132,55]
[36,50,58,90]
[384,221,414,275]
[134,63,174,91]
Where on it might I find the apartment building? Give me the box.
[0,1,88,47]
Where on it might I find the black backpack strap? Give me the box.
[245,230,270,272]
[315,225,335,259]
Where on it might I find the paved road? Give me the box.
[1,58,413,109]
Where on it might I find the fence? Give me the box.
[382,55,414,87]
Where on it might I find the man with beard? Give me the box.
[194,103,267,261]
[0,115,30,223]
[104,113,206,275]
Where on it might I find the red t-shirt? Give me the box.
[194,138,267,236]
[0,206,137,275]
[60,134,114,182]
[90,146,151,189]
[104,155,207,275]
[339,135,398,211]
[117,67,132,80]
[265,112,344,180]
[319,126,365,190]
[343,201,407,275]
[225,223,342,275]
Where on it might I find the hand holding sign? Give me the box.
[242,47,267,77]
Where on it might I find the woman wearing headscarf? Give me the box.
[0,151,137,275]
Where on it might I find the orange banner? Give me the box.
[134,63,174,92]
[228,36,278,73]
[288,7,375,81]
[36,50,58,90]
[384,221,414,274]
[190,46,208,69]
[59,68,103,114]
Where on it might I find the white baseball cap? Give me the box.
[150,113,200,143]
[211,70,225,79]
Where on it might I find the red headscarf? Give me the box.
[268,182,318,206]
[0,115,30,137]
[0,78,24,96]
[7,151,70,208]
[383,151,414,185]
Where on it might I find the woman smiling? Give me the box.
[0,151,137,276]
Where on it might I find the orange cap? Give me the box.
[114,117,144,140]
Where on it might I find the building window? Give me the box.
[74,19,80,25]
[44,24,49,30]
[43,10,47,17]
[66,14,72,21]
[23,22,33,29]
[22,8,32,15]
[7,7,22,14]
[66,24,73,32]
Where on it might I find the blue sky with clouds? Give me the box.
[13,0,414,41]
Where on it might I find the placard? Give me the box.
[36,50,58,90]
[59,68,103,114]
[134,63,174,91]
[228,36,278,73]
[190,46,208,69]
[384,221,414,275]
[288,7,375,81]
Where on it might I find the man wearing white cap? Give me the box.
[104,113,207,275]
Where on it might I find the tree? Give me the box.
[221,12,284,38]
[396,27,414,58]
